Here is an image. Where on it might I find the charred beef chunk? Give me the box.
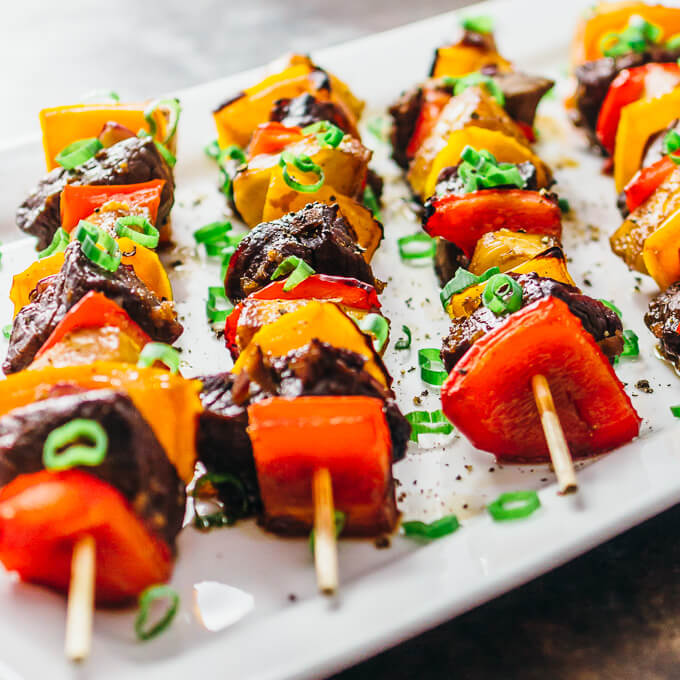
[17,136,175,249]
[435,238,470,287]
[269,93,355,135]
[197,340,410,518]
[645,281,680,368]
[488,71,554,125]
[388,85,424,170]
[441,273,624,371]
[459,29,497,52]
[0,390,185,547]
[225,202,377,302]
[4,243,182,374]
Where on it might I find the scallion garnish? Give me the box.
[366,116,389,143]
[2,324,11,340]
[418,348,448,386]
[134,585,180,641]
[38,228,70,259]
[215,145,247,196]
[363,185,382,222]
[137,342,181,374]
[395,325,412,350]
[204,139,221,160]
[397,232,436,262]
[193,220,232,244]
[482,273,523,315]
[279,151,325,193]
[302,120,345,148]
[270,255,316,291]
[664,130,680,162]
[192,472,248,529]
[405,410,454,442]
[600,299,622,318]
[42,419,108,471]
[671,405,680,418]
[206,286,233,323]
[137,129,177,167]
[115,215,160,249]
[487,490,540,521]
[309,511,346,554]
[144,98,181,144]
[599,15,661,57]
[460,14,494,34]
[457,146,525,193]
[452,72,505,107]
[402,514,460,540]
[73,220,121,272]
[558,197,570,214]
[358,313,390,353]
[440,266,500,309]
[621,329,639,358]
[55,138,103,170]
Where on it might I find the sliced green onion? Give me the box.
[664,129,680,155]
[144,98,181,144]
[42,419,108,470]
[309,510,346,554]
[270,255,316,291]
[558,198,570,214]
[204,139,221,160]
[55,138,103,170]
[38,228,70,259]
[73,220,121,272]
[457,146,525,193]
[460,14,494,34]
[397,232,436,262]
[600,299,622,319]
[358,313,389,353]
[2,324,11,340]
[215,145,247,196]
[395,325,412,350]
[115,215,159,249]
[405,410,454,442]
[667,34,680,49]
[192,472,248,529]
[440,266,500,309]
[454,72,505,107]
[136,129,176,167]
[302,120,345,148]
[487,490,540,521]
[134,585,180,641]
[599,15,662,57]
[206,286,233,323]
[366,116,389,143]
[418,348,448,386]
[402,514,460,540]
[137,342,180,374]
[363,185,382,222]
[482,273,523,315]
[621,329,640,358]
[279,151,325,193]
[80,89,120,103]
[671,405,680,418]
[193,220,232,244]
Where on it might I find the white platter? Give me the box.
[0,0,680,677]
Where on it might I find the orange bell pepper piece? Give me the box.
[248,396,397,536]
[0,470,172,605]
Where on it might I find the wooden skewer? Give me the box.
[532,374,578,495]
[312,468,338,595]
[65,534,96,662]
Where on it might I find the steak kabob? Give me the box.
[202,56,409,594]
[0,96,202,660]
[388,17,642,493]
[569,2,680,375]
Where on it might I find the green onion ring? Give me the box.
[453,72,505,107]
[621,329,639,358]
[418,348,448,386]
[279,151,325,193]
[270,256,316,291]
[73,220,121,272]
[144,98,181,144]
[482,274,523,315]
[2,324,11,340]
[460,14,494,34]
[402,514,460,540]
[206,286,233,323]
[357,313,390,353]
[193,221,232,244]
[55,138,103,170]
[115,216,159,249]
[134,585,180,641]
[137,342,181,374]
[664,130,680,155]
[192,472,248,529]
[363,185,382,222]
[405,410,454,442]
[397,233,436,262]
[439,266,500,309]
[487,490,541,521]
[394,325,412,350]
[204,139,221,160]
[43,419,108,470]
[302,120,345,148]
[600,299,622,319]
[671,405,680,418]
[38,228,70,259]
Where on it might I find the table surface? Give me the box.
[4,1,680,678]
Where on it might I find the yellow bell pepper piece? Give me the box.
[614,86,680,192]
[431,46,512,78]
[40,103,167,171]
[642,206,680,290]
[0,362,201,482]
[232,300,388,386]
[424,127,550,199]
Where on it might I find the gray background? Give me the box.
[5,1,680,678]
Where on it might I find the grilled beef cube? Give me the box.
[197,340,410,521]
[269,92,356,136]
[225,202,377,302]
[435,238,470,287]
[0,389,185,547]
[487,70,554,125]
[388,85,424,170]
[4,243,182,374]
[645,281,680,368]
[441,273,623,371]
[459,29,497,52]
[17,136,175,250]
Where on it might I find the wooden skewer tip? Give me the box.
[312,468,339,596]
[65,534,96,662]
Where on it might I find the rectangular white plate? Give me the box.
[0,0,679,677]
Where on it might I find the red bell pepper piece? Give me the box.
[34,291,151,359]
[624,154,678,213]
[248,396,398,536]
[60,180,165,232]
[515,121,536,143]
[441,297,641,462]
[247,122,304,159]
[406,87,451,159]
[225,274,380,357]
[424,189,562,258]
[0,470,172,605]
[596,63,680,155]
